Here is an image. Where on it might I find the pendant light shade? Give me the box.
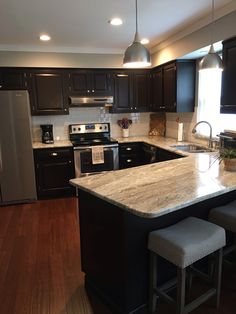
[199,44,223,71]
[123,0,151,68]
[199,0,223,72]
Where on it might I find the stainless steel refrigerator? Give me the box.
[0,90,37,205]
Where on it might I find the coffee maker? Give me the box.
[40,124,54,144]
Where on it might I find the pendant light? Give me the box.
[199,0,223,71]
[123,0,151,68]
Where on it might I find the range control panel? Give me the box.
[69,123,110,134]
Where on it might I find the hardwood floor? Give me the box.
[0,197,235,314]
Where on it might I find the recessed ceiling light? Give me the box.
[39,34,51,41]
[140,38,149,45]
[108,18,123,26]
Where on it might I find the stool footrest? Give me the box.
[157,289,175,305]
[224,244,236,256]
[184,288,216,314]
[189,265,212,284]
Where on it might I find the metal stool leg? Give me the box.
[213,248,223,309]
[176,267,186,314]
[149,252,157,313]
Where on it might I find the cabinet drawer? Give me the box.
[119,143,141,155]
[119,156,140,169]
[34,148,73,162]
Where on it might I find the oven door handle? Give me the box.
[74,145,118,151]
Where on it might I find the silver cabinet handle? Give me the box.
[126,147,132,151]
[117,74,128,77]
[51,152,58,156]
[92,89,95,93]
[127,159,132,163]
[87,89,90,93]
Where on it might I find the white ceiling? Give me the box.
[0,0,235,54]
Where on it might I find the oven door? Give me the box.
[74,145,119,177]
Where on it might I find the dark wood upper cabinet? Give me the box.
[0,63,195,115]
[133,70,150,112]
[151,60,196,113]
[163,62,177,111]
[221,37,236,114]
[151,67,163,111]
[68,70,112,96]
[29,70,68,116]
[0,68,28,90]
[111,71,133,113]
[111,70,150,113]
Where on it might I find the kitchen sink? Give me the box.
[170,144,214,153]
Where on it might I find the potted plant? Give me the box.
[219,147,236,171]
[117,118,132,138]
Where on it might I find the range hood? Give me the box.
[70,96,113,107]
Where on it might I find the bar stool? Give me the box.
[148,217,226,314]
[209,200,236,264]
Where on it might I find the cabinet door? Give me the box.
[133,70,150,112]
[30,70,68,115]
[119,142,143,169]
[151,67,163,111]
[35,161,74,198]
[91,71,112,95]
[156,147,182,162]
[34,148,75,199]
[112,71,133,113]
[221,37,236,113]
[0,68,28,90]
[68,70,91,95]
[68,70,112,96]
[163,63,176,112]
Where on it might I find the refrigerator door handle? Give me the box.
[0,141,2,173]
[0,143,2,202]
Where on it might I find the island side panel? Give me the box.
[77,189,236,314]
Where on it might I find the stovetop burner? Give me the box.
[71,137,118,147]
[69,122,118,147]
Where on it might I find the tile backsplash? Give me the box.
[31,107,151,141]
[165,107,211,147]
[32,106,210,147]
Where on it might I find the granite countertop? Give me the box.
[70,135,236,219]
[33,140,73,149]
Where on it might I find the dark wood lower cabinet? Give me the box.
[119,142,183,169]
[34,147,75,199]
[78,189,236,314]
[119,142,143,169]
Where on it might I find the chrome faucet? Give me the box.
[191,121,213,148]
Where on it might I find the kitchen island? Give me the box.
[70,136,236,314]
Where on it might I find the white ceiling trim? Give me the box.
[151,2,236,54]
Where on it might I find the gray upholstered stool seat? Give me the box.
[209,200,236,233]
[148,217,226,314]
[148,217,226,268]
[209,200,236,275]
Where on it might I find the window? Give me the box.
[197,69,236,138]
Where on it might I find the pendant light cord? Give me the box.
[135,0,138,34]
[211,0,214,45]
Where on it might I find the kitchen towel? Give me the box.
[92,146,104,164]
